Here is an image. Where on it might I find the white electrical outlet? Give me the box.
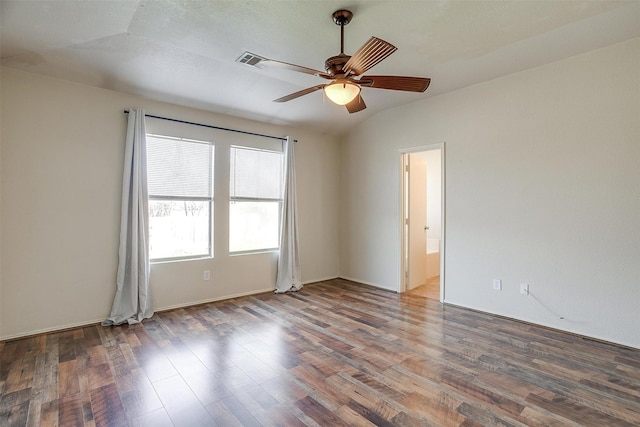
[203,270,211,281]
[493,279,502,291]
[520,283,529,295]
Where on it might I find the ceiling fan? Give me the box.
[241,9,431,113]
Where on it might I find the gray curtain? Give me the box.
[103,109,154,325]
[275,137,302,293]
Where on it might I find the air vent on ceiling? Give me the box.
[236,52,266,68]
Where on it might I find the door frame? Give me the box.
[399,143,446,303]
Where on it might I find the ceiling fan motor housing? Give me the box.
[325,54,350,76]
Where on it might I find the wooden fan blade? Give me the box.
[274,84,326,103]
[345,95,367,113]
[358,75,431,92]
[343,37,397,76]
[263,59,333,79]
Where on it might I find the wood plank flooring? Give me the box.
[406,276,440,300]
[1,278,639,426]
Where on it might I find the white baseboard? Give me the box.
[1,317,106,342]
[338,276,399,292]
[302,276,340,285]
[1,287,276,341]
[1,278,389,342]
[155,287,274,312]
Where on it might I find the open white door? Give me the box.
[407,154,427,290]
[401,145,445,302]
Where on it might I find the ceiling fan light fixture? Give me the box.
[324,81,360,105]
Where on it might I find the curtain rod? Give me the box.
[123,110,288,142]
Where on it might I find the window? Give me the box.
[229,146,283,253]
[146,135,214,261]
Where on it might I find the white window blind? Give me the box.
[230,146,282,200]
[147,135,213,198]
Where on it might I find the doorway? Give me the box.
[401,145,444,302]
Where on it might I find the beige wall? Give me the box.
[340,38,640,348]
[0,68,340,339]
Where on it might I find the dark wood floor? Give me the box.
[2,279,639,426]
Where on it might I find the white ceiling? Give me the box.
[2,0,639,136]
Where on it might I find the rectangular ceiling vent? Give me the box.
[236,52,267,68]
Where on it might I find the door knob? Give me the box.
[424,226,429,230]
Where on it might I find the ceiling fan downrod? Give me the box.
[332,9,353,55]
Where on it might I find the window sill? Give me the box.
[229,249,278,257]
[150,255,213,264]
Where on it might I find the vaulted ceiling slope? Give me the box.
[2,0,639,135]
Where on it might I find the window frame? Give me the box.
[228,145,284,255]
[146,134,215,263]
